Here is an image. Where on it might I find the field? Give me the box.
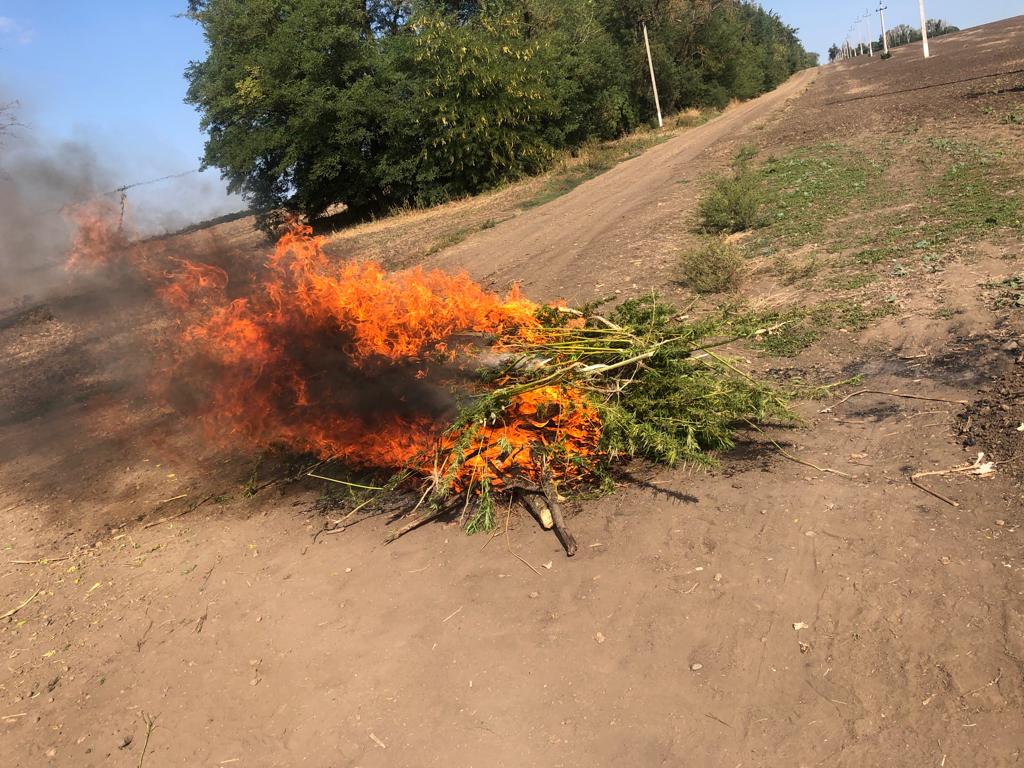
[2,17,1023,767]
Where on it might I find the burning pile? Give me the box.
[66,207,788,553]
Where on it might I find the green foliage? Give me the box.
[986,275,1024,309]
[725,299,896,357]
[410,7,556,204]
[698,162,767,233]
[758,144,882,244]
[186,0,817,217]
[679,239,743,294]
[424,293,791,530]
[595,296,790,466]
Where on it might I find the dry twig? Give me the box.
[143,494,216,529]
[138,712,158,768]
[908,453,997,508]
[1,589,41,620]
[745,421,854,479]
[821,389,969,413]
[504,500,542,576]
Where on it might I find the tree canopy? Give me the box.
[186,0,817,217]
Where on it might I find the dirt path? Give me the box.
[424,69,818,300]
[2,17,1023,768]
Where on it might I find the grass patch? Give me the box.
[743,137,1020,282]
[757,143,886,245]
[698,150,767,233]
[679,239,743,294]
[725,299,895,357]
[774,252,822,285]
[827,273,878,291]
[928,161,1021,238]
[424,218,500,256]
[985,275,1024,308]
[520,132,671,209]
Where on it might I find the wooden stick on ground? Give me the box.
[9,556,70,565]
[1,589,41,621]
[909,475,960,508]
[821,389,969,413]
[517,490,553,530]
[384,500,454,544]
[908,453,996,508]
[540,464,578,557]
[142,494,216,529]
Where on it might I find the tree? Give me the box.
[185,0,398,215]
[408,3,557,203]
[186,0,817,219]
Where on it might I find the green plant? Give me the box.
[679,239,743,294]
[404,295,792,533]
[986,275,1024,308]
[698,167,768,233]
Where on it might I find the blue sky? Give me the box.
[1,1,1020,227]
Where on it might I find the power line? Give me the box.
[24,167,204,220]
[103,167,201,196]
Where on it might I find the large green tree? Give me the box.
[185,0,816,218]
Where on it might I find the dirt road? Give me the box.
[425,69,818,300]
[2,16,1023,768]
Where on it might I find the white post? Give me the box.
[865,13,874,56]
[643,22,663,128]
[918,0,930,58]
[879,4,889,55]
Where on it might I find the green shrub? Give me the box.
[679,239,743,294]
[698,168,767,233]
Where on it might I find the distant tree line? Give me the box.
[828,18,959,61]
[185,0,817,219]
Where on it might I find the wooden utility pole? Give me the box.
[878,4,889,55]
[642,22,663,128]
[918,0,930,58]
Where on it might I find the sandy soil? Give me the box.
[2,16,1023,768]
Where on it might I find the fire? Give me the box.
[65,208,603,489]
[444,386,601,491]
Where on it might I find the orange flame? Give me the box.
[65,211,603,487]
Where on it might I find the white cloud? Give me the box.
[0,16,33,45]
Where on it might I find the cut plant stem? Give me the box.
[541,464,578,557]
[306,472,385,491]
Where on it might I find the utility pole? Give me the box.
[864,11,874,56]
[642,22,663,128]
[878,3,889,55]
[918,0,930,58]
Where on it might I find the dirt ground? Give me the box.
[2,17,1024,768]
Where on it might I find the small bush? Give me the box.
[698,168,767,233]
[679,239,743,294]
